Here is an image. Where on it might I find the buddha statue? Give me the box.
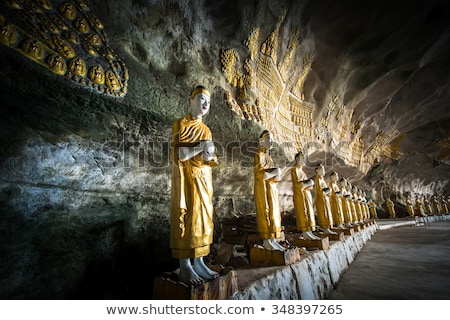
[440,196,449,214]
[170,86,220,287]
[406,198,415,217]
[386,198,396,218]
[415,196,426,216]
[254,130,285,251]
[424,198,433,215]
[339,177,354,226]
[291,151,320,240]
[329,171,345,228]
[368,199,378,219]
[346,182,358,224]
[431,195,442,214]
[314,164,336,234]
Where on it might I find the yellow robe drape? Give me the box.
[340,189,353,223]
[254,149,282,239]
[386,200,396,218]
[329,181,344,225]
[292,167,316,232]
[170,114,214,259]
[314,175,333,229]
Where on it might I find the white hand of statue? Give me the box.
[201,140,215,161]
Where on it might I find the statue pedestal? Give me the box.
[313,231,345,241]
[249,246,301,266]
[291,237,330,250]
[332,227,354,236]
[152,270,238,300]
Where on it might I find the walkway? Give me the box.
[326,216,450,300]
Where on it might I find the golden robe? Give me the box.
[329,181,344,225]
[291,167,316,232]
[441,199,449,214]
[340,190,353,223]
[406,200,415,217]
[170,114,214,259]
[368,200,378,218]
[424,200,433,214]
[254,149,282,239]
[386,199,396,218]
[314,175,333,229]
[415,199,425,215]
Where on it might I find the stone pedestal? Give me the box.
[291,237,330,250]
[152,270,238,300]
[249,246,301,266]
[314,231,345,241]
[332,227,354,236]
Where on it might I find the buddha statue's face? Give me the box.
[316,165,325,176]
[331,173,338,182]
[190,92,210,118]
[259,132,274,150]
[295,153,305,166]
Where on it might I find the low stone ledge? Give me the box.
[230,223,378,300]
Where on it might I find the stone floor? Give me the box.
[326,217,450,300]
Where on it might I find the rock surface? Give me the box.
[0,0,449,298]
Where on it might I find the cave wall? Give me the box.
[1,0,449,298]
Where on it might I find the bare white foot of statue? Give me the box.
[263,238,285,251]
[302,231,321,240]
[324,228,338,235]
[193,257,219,280]
[179,258,204,287]
[271,238,286,251]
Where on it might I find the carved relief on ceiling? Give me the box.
[220,10,406,172]
[0,0,128,97]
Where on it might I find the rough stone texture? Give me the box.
[0,0,449,298]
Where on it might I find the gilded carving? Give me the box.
[46,53,66,75]
[221,10,317,159]
[72,17,88,33]
[58,2,76,20]
[0,0,128,97]
[52,34,75,58]
[21,38,45,60]
[0,20,17,45]
[86,33,101,46]
[37,0,52,10]
[105,70,120,90]
[68,56,86,76]
[86,12,103,29]
[63,30,78,43]
[88,65,104,84]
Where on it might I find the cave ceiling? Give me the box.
[1,0,450,201]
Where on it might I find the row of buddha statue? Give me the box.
[255,130,374,250]
[167,86,446,288]
[391,194,450,219]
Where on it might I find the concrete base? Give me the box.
[314,231,345,241]
[291,237,330,250]
[230,222,378,300]
[249,246,301,266]
[153,270,238,300]
[332,227,354,236]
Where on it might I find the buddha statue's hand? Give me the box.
[200,140,215,161]
[303,179,313,187]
